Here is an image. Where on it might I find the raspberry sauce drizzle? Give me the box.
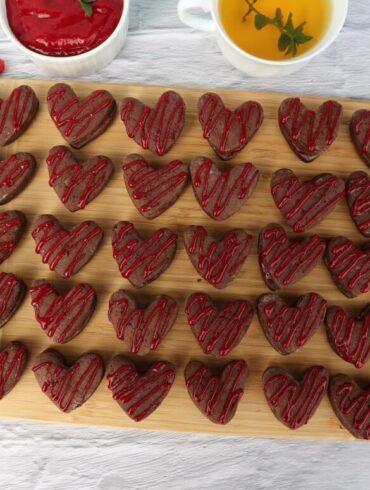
[0,212,22,260]
[107,361,175,421]
[0,155,31,188]
[0,273,20,318]
[30,283,95,343]
[0,344,27,399]
[193,158,259,219]
[335,382,370,439]
[347,173,370,236]
[264,367,328,429]
[0,87,31,134]
[353,110,370,157]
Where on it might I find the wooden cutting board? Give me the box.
[0,78,368,441]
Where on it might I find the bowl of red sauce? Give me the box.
[0,0,129,76]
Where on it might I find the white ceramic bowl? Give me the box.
[0,0,130,77]
[178,0,348,78]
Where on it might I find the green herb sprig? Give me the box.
[243,0,313,57]
[80,0,96,17]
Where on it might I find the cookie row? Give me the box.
[1,84,370,166]
[1,343,368,439]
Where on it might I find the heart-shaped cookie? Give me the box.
[198,93,263,160]
[123,154,189,219]
[325,305,370,369]
[0,272,26,328]
[258,224,325,291]
[257,292,327,355]
[47,146,113,212]
[324,237,369,298]
[112,221,178,288]
[271,169,345,233]
[329,374,370,440]
[32,349,104,413]
[47,83,116,148]
[107,355,176,421]
[278,98,342,162]
[185,359,248,424]
[30,280,96,344]
[0,85,39,146]
[185,292,254,357]
[32,215,103,279]
[183,226,252,289]
[120,91,186,156]
[0,211,26,263]
[190,157,259,220]
[350,110,370,167]
[0,342,28,399]
[108,290,178,355]
[346,171,370,237]
[0,153,36,204]
[263,366,329,430]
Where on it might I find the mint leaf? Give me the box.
[80,0,95,17]
[255,13,268,30]
[278,33,291,52]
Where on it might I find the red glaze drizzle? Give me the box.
[335,382,370,439]
[47,147,112,209]
[185,293,253,356]
[353,110,370,156]
[121,92,185,156]
[186,227,251,287]
[279,98,341,152]
[108,295,178,353]
[107,361,175,421]
[0,212,23,261]
[264,367,328,429]
[123,157,188,214]
[0,344,27,399]
[0,272,20,318]
[263,293,327,351]
[0,87,32,134]
[32,219,102,278]
[328,308,370,369]
[347,173,370,236]
[32,356,103,412]
[30,283,95,343]
[193,158,259,218]
[47,86,113,139]
[260,225,325,287]
[112,222,177,281]
[0,155,32,189]
[271,173,344,232]
[186,360,246,424]
[327,240,369,295]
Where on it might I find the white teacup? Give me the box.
[178,0,348,78]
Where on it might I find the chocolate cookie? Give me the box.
[346,171,370,237]
[107,355,176,421]
[258,224,325,291]
[32,349,104,413]
[123,154,189,219]
[329,374,370,439]
[271,169,345,232]
[108,290,178,355]
[30,280,96,344]
[47,83,116,148]
[47,146,113,212]
[184,226,252,289]
[257,292,327,355]
[263,366,329,430]
[112,222,177,288]
[0,211,26,263]
[0,272,26,328]
[324,237,369,298]
[0,85,39,146]
[32,215,103,279]
[185,359,248,424]
[185,292,254,357]
[278,98,342,162]
[120,91,185,156]
[198,93,263,160]
[325,305,370,369]
[350,110,370,167]
[0,153,36,204]
[190,157,259,220]
[0,342,28,399]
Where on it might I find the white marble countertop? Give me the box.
[0,1,370,489]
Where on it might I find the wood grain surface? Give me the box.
[0,78,368,440]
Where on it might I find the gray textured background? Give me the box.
[0,1,370,489]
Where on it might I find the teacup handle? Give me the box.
[177,0,215,32]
